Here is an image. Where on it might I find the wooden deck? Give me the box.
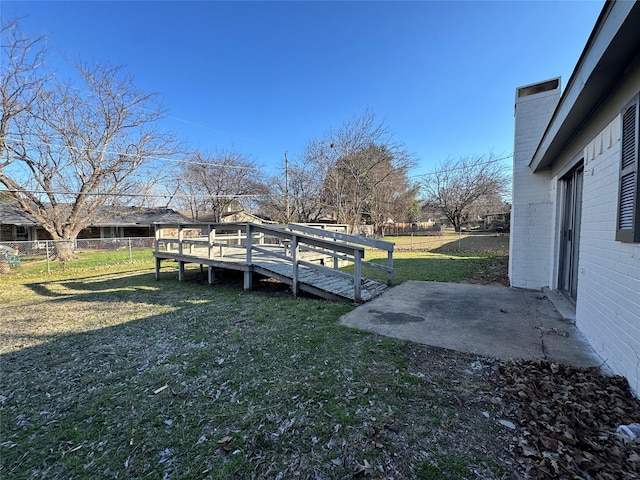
[153,223,394,303]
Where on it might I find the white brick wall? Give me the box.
[575,117,640,395]
[510,87,561,288]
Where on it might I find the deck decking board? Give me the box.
[155,248,387,302]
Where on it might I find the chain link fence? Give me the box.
[0,237,155,275]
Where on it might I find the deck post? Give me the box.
[353,248,363,303]
[208,224,215,259]
[178,261,185,282]
[178,225,184,256]
[386,249,394,286]
[154,225,160,254]
[291,234,299,297]
[155,257,161,280]
[208,266,215,285]
[244,268,253,290]
[246,224,253,264]
[244,224,253,291]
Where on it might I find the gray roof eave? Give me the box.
[530,1,640,172]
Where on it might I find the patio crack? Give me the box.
[530,297,549,361]
[538,325,549,361]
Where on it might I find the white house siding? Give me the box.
[510,84,561,289]
[571,118,640,395]
[541,59,640,396]
[512,2,640,397]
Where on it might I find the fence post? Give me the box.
[46,240,51,274]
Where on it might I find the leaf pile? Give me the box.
[494,360,640,479]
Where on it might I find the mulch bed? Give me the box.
[405,323,640,480]
[492,360,640,479]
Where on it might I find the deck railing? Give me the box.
[154,222,394,303]
[287,223,395,286]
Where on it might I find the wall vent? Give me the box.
[517,78,560,98]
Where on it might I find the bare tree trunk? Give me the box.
[55,240,75,262]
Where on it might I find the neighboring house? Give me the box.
[510,1,640,395]
[0,201,39,242]
[181,199,275,225]
[80,206,194,239]
[0,200,192,241]
[190,209,274,225]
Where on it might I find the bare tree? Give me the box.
[420,154,510,232]
[1,20,176,259]
[465,191,511,227]
[1,18,48,170]
[365,163,420,235]
[176,149,265,222]
[306,112,416,232]
[259,149,330,224]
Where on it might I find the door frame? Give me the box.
[558,162,584,301]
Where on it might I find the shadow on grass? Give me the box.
[1,265,511,479]
[22,270,158,297]
[0,273,373,479]
[21,265,295,301]
[430,234,509,256]
[390,256,501,284]
[360,253,509,286]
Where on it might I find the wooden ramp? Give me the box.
[153,223,394,303]
[252,257,389,302]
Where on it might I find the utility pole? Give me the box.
[285,151,290,222]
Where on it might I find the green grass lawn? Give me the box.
[0,245,510,479]
[6,248,154,278]
[364,233,509,286]
[359,250,507,285]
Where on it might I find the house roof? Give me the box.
[0,201,39,226]
[530,0,640,172]
[90,206,194,227]
[0,200,193,227]
[180,209,275,224]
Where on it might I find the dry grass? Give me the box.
[1,263,511,479]
[4,241,635,479]
[384,232,509,254]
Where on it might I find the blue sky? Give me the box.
[3,1,604,178]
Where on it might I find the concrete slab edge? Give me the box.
[543,287,577,324]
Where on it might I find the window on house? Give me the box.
[617,95,640,243]
[103,227,125,238]
[15,226,28,241]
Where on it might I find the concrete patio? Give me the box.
[340,281,603,367]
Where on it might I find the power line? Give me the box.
[410,154,513,179]
[0,188,264,200]
[3,136,260,170]
[134,105,283,152]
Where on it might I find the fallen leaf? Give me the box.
[153,384,168,394]
[354,459,373,476]
[498,419,516,430]
[217,435,234,451]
